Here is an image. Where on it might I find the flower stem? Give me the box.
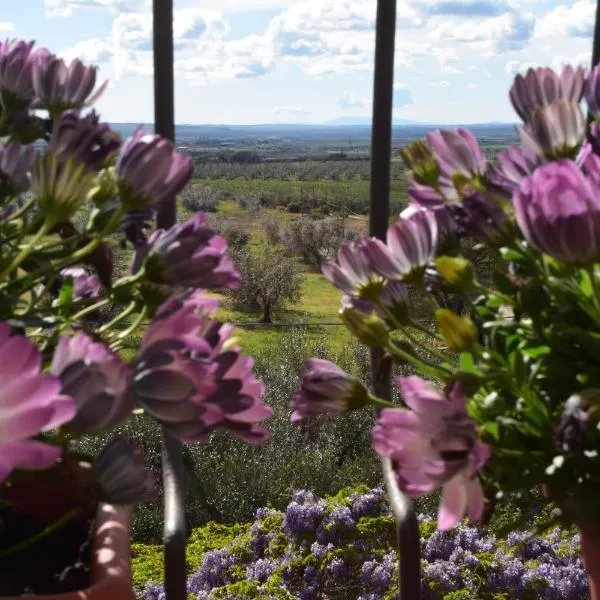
[0,506,82,559]
[368,393,398,409]
[9,197,35,221]
[0,219,54,279]
[402,326,452,364]
[1,206,125,294]
[99,300,138,334]
[68,298,110,323]
[110,304,148,348]
[387,339,451,380]
[588,265,600,311]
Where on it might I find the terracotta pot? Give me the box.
[579,521,600,600]
[541,485,600,599]
[0,503,134,600]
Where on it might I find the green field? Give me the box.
[212,272,351,357]
[198,177,408,216]
[176,193,364,357]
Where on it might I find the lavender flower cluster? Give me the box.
[139,487,589,600]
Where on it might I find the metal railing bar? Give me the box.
[369,0,422,597]
[152,2,187,600]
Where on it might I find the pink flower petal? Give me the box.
[0,454,12,482]
[466,478,485,523]
[0,440,62,472]
[225,400,273,423]
[398,376,450,417]
[1,374,62,411]
[468,441,492,476]
[438,476,468,530]
[40,394,77,431]
[0,335,41,380]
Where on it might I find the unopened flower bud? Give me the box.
[93,437,155,505]
[435,256,474,293]
[341,306,389,347]
[435,308,478,352]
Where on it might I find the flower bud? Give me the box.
[51,334,132,433]
[33,57,107,116]
[93,437,155,505]
[0,40,50,111]
[340,306,389,347]
[291,359,369,421]
[399,140,440,188]
[520,101,585,160]
[435,256,474,293]
[32,152,98,221]
[514,160,600,264]
[116,130,193,210]
[145,214,240,290]
[435,309,478,352]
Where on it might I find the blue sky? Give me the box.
[3,0,596,124]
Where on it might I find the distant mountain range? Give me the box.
[108,120,516,140]
[325,116,419,126]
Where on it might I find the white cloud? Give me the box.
[429,12,535,55]
[44,0,148,17]
[59,38,113,63]
[100,8,274,82]
[338,93,370,109]
[0,22,14,32]
[273,105,311,116]
[466,82,478,88]
[535,1,595,38]
[441,65,462,74]
[504,60,538,74]
[414,0,511,17]
[551,52,590,70]
[431,80,451,87]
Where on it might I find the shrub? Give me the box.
[77,330,382,543]
[282,217,355,271]
[209,217,251,251]
[226,244,304,323]
[136,486,589,599]
[262,214,282,245]
[182,183,219,212]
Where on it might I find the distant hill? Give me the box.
[325,117,418,126]
[108,121,518,144]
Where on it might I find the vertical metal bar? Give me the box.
[592,0,600,68]
[154,0,177,229]
[369,0,421,597]
[369,0,395,242]
[587,1,600,139]
[152,2,186,600]
[161,431,187,600]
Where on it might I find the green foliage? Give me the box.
[78,330,382,544]
[192,176,408,216]
[132,484,584,599]
[226,243,304,323]
[282,217,355,271]
[182,183,219,212]
[131,543,164,589]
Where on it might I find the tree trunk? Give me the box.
[262,303,272,324]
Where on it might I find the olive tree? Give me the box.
[283,217,357,271]
[227,243,303,323]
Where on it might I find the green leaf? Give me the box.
[500,248,523,261]
[58,277,74,307]
[492,271,514,296]
[521,345,550,358]
[459,352,475,372]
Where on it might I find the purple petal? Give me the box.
[438,476,467,530]
[398,376,449,416]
